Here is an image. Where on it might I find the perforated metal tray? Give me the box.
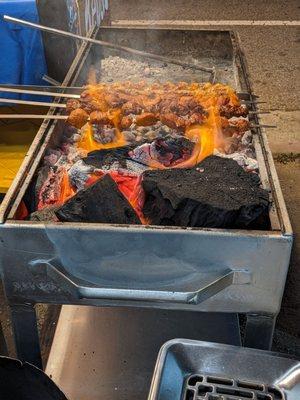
[148,339,300,400]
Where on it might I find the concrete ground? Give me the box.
[0,0,299,360]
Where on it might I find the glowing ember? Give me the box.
[32,81,258,227]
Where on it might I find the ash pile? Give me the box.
[25,81,270,230]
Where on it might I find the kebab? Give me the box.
[65,82,251,137]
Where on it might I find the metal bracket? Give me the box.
[42,261,251,305]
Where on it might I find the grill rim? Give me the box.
[0,26,291,236]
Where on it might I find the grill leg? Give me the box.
[244,314,276,350]
[0,323,8,356]
[10,304,42,369]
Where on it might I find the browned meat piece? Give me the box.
[140,94,161,113]
[66,99,81,114]
[136,113,158,126]
[122,101,143,115]
[104,92,127,108]
[79,90,103,113]
[160,113,186,130]
[89,111,113,126]
[188,113,205,125]
[221,118,250,136]
[120,115,133,129]
[80,99,101,113]
[178,96,198,109]
[230,119,250,133]
[67,108,89,129]
[219,104,248,119]
[159,94,205,118]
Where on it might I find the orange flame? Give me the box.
[77,109,126,152]
[57,169,76,205]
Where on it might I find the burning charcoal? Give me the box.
[68,160,96,190]
[123,130,136,143]
[55,174,141,224]
[214,150,258,171]
[92,125,117,144]
[28,206,59,222]
[44,150,62,166]
[129,136,194,167]
[83,146,149,175]
[142,155,270,229]
[83,146,134,169]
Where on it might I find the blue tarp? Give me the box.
[0,0,48,101]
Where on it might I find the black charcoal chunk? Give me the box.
[82,146,134,169]
[55,174,140,224]
[28,206,59,222]
[142,155,270,229]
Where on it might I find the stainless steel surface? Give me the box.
[45,306,240,400]
[0,86,80,98]
[42,74,62,86]
[4,15,215,76]
[0,98,66,108]
[0,223,291,315]
[47,263,251,304]
[0,84,83,91]
[0,115,67,119]
[0,28,292,311]
[0,27,293,362]
[148,339,300,400]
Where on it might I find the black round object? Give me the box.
[0,356,68,400]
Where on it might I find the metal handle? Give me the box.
[43,262,251,305]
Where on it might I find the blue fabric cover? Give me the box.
[0,0,48,101]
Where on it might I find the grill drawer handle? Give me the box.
[44,262,251,304]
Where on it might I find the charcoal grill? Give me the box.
[148,339,300,400]
[0,26,293,368]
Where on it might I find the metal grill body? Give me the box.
[0,27,293,365]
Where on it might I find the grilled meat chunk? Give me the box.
[66,99,81,114]
[136,113,158,126]
[89,111,113,126]
[120,115,134,129]
[67,108,89,129]
[219,104,248,118]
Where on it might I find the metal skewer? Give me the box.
[0,98,66,108]
[248,111,270,115]
[42,74,62,86]
[3,15,215,76]
[0,83,260,104]
[0,84,83,91]
[0,115,277,130]
[242,100,266,105]
[0,86,80,99]
[0,114,67,120]
[251,124,276,129]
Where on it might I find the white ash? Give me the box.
[92,125,117,144]
[122,121,179,144]
[99,55,215,84]
[214,149,258,171]
[44,149,63,166]
[100,159,149,175]
[68,160,96,191]
[241,131,253,146]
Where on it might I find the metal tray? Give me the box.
[148,339,300,400]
